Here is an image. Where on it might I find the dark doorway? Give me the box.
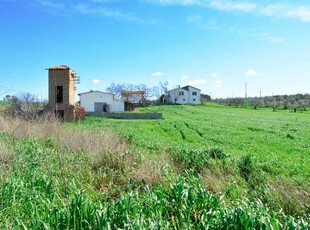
[103,104,108,112]
[55,110,64,120]
[56,86,63,103]
[95,102,109,113]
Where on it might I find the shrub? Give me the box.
[175,147,209,170]
[207,147,227,159]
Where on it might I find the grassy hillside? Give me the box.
[0,105,309,229]
[73,105,309,178]
[71,105,309,214]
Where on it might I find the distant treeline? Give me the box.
[213,93,310,112]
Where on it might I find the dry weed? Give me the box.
[200,168,229,193]
[0,115,127,156]
[60,128,126,156]
[129,151,173,186]
[0,115,60,139]
[0,139,13,181]
[267,179,310,216]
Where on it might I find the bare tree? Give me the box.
[152,86,161,102]
[136,84,153,104]
[2,92,46,120]
[106,83,137,100]
[0,84,12,100]
[106,83,124,100]
[159,81,169,103]
[159,81,168,93]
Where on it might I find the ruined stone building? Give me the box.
[45,65,84,121]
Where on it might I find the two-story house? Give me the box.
[166,85,201,104]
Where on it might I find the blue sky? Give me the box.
[0,0,310,99]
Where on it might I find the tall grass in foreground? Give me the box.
[0,116,127,154]
[0,112,309,229]
[0,132,308,229]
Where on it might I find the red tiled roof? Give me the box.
[182,85,201,91]
[48,65,70,70]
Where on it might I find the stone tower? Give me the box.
[46,65,77,121]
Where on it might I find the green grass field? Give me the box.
[73,105,310,185]
[0,104,309,229]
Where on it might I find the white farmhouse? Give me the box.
[166,85,201,104]
[78,90,124,113]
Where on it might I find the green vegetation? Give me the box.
[0,104,309,229]
[75,105,309,184]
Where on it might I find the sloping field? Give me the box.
[0,104,309,229]
[76,105,310,186]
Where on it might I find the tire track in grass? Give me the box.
[184,122,203,138]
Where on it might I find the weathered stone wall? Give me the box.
[75,106,86,120]
[87,112,162,119]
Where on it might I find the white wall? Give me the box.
[80,91,124,112]
[110,100,125,112]
[187,86,201,104]
[168,88,188,104]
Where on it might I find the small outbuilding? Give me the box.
[78,90,124,113]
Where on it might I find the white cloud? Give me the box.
[285,6,310,22]
[245,69,257,77]
[210,0,256,12]
[260,3,310,23]
[92,0,120,3]
[210,73,219,77]
[188,79,207,85]
[181,74,189,79]
[260,4,310,22]
[187,15,221,30]
[152,71,164,77]
[148,0,310,23]
[146,0,201,5]
[35,0,65,9]
[71,3,156,23]
[252,32,284,43]
[92,79,100,84]
[213,80,222,88]
[260,4,286,17]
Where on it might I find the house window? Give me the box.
[179,91,184,96]
[193,99,196,101]
[192,92,197,96]
[56,86,63,103]
[183,99,185,101]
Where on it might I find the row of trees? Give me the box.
[214,94,310,112]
